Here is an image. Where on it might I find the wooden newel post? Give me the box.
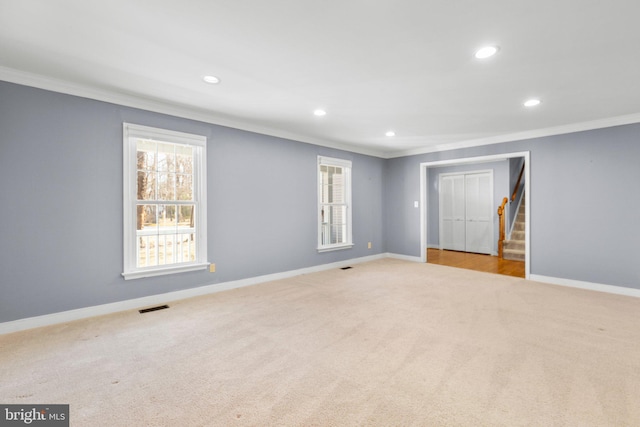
[497,197,508,258]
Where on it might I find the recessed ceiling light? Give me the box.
[474,45,499,59]
[385,131,396,137]
[203,75,220,84]
[313,109,327,117]
[524,99,541,107]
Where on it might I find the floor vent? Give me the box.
[340,266,353,270]
[139,305,169,314]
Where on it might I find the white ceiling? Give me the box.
[2,0,640,158]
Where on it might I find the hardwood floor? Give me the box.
[427,248,525,278]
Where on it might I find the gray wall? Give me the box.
[0,82,385,323]
[3,79,640,324]
[427,161,509,254]
[385,124,640,289]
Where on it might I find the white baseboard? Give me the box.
[529,274,640,298]
[8,257,635,335]
[425,245,497,257]
[386,252,424,263]
[0,253,388,335]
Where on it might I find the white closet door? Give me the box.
[465,172,492,254]
[440,175,466,251]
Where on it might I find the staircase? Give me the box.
[503,196,525,261]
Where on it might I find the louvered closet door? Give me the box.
[440,175,466,251]
[464,172,492,254]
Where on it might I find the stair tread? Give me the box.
[504,248,525,254]
[502,191,526,262]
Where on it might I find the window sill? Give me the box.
[122,262,209,280]
[317,243,354,253]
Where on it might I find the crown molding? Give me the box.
[3,66,640,160]
[385,113,640,158]
[0,66,386,159]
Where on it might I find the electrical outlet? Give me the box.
[209,263,216,273]
[368,242,372,249]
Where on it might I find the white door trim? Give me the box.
[420,151,531,279]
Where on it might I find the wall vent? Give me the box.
[139,305,169,314]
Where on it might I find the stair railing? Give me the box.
[511,163,525,202]
[498,163,525,258]
[497,197,508,258]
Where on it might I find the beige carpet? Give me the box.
[1,259,640,426]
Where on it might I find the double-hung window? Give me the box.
[318,156,353,252]
[122,123,208,279]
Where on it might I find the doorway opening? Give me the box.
[419,152,530,279]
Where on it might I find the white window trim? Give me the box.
[122,123,208,280]
[317,155,353,252]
